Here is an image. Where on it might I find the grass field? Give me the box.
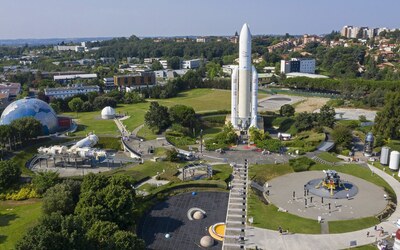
[247,190,321,234]
[317,152,341,163]
[63,89,268,137]
[0,200,42,249]
[104,161,184,183]
[329,217,379,234]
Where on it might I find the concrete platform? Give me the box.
[266,171,387,221]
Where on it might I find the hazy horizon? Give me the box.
[1,0,400,39]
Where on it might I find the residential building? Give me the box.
[280,58,315,74]
[113,72,156,90]
[0,82,21,99]
[45,84,100,99]
[181,59,202,69]
[196,37,209,43]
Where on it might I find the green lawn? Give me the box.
[249,163,294,183]
[329,217,379,234]
[317,152,341,163]
[247,190,321,234]
[0,200,42,249]
[104,161,184,183]
[136,125,158,140]
[63,89,268,137]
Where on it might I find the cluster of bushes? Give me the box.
[289,157,315,172]
[0,185,40,200]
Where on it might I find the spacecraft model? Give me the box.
[231,23,258,130]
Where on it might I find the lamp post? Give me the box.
[200,129,203,154]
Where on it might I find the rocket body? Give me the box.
[231,23,258,130]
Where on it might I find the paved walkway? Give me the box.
[246,164,400,250]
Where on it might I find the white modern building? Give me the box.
[54,45,85,52]
[45,84,100,99]
[181,59,202,69]
[280,58,315,74]
[54,73,98,83]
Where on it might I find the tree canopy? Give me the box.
[373,92,400,139]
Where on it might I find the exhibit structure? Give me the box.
[231,23,258,130]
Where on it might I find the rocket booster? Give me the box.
[231,66,239,128]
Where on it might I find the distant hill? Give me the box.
[0,37,114,46]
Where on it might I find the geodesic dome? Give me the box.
[0,98,58,135]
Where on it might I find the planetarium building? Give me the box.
[0,98,71,135]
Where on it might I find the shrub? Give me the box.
[289,157,315,172]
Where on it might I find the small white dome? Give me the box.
[101,106,116,119]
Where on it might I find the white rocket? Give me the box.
[231,23,258,129]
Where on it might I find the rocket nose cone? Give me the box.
[240,23,251,40]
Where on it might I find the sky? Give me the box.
[1,0,400,39]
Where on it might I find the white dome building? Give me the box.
[101,106,116,120]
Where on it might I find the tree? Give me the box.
[81,101,93,112]
[166,148,180,162]
[49,102,61,113]
[93,96,117,110]
[16,213,88,250]
[318,105,336,127]
[86,221,119,249]
[169,105,196,129]
[332,125,353,151]
[42,180,81,216]
[168,56,181,69]
[113,231,145,250]
[373,92,400,139]
[151,60,163,71]
[75,174,137,229]
[10,117,42,140]
[0,160,21,191]
[32,171,59,195]
[279,104,295,117]
[206,62,221,80]
[68,97,84,113]
[359,115,367,122]
[144,102,171,133]
[124,92,144,104]
[294,112,315,131]
[0,125,12,148]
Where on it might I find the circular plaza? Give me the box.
[266,171,388,221]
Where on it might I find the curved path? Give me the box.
[246,164,400,250]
